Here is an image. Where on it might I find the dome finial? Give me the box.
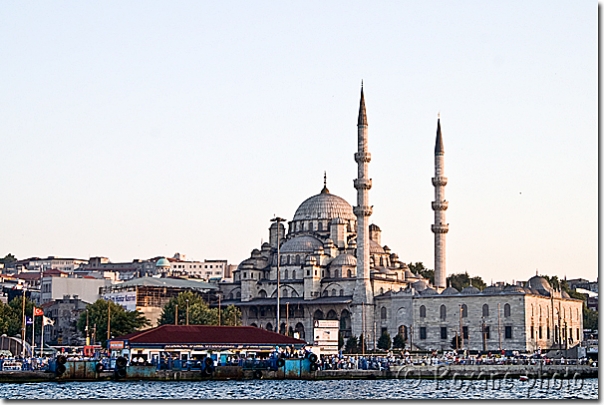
[321,171,330,194]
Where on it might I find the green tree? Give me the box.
[344,335,358,354]
[450,334,462,350]
[447,272,486,291]
[393,333,406,349]
[3,294,42,339]
[407,262,434,284]
[0,253,17,265]
[377,331,392,351]
[77,300,150,347]
[584,307,598,330]
[158,291,241,327]
[338,332,345,350]
[220,304,242,326]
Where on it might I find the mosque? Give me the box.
[219,87,583,353]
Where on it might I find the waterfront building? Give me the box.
[218,87,584,353]
[99,276,218,327]
[41,295,88,346]
[108,324,305,365]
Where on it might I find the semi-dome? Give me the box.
[561,290,571,299]
[461,286,481,295]
[330,253,357,267]
[369,240,385,254]
[293,188,355,221]
[156,257,171,268]
[280,235,323,254]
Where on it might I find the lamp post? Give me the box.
[271,216,286,333]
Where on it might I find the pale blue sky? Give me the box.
[0,1,597,283]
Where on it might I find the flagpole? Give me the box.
[41,318,44,359]
[31,311,36,358]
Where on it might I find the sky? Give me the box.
[0,1,597,284]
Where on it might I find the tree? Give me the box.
[158,291,241,327]
[584,307,598,331]
[338,332,345,350]
[393,333,406,349]
[0,294,42,339]
[450,334,462,350]
[0,253,17,265]
[77,300,150,347]
[447,272,486,291]
[377,331,392,351]
[220,304,242,326]
[344,335,358,354]
[407,262,434,284]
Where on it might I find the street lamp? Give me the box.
[186,299,189,326]
[271,216,286,333]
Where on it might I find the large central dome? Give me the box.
[293,187,355,221]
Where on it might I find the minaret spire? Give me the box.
[352,83,374,348]
[321,171,329,194]
[431,116,449,290]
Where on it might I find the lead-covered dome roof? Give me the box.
[293,188,355,221]
[330,253,357,267]
[280,235,323,254]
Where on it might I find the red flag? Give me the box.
[33,307,44,317]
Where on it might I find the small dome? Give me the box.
[412,280,429,291]
[483,285,503,294]
[404,268,417,280]
[441,286,460,295]
[330,253,357,267]
[280,235,323,254]
[156,257,171,268]
[421,287,438,295]
[527,275,553,296]
[503,285,526,294]
[461,285,481,295]
[369,224,381,231]
[293,189,355,221]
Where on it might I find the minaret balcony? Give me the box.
[353,205,373,217]
[432,176,448,186]
[354,152,372,163]
[431,224,450,234]
[431,201,449,211]
[353,178,372,190]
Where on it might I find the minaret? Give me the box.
[431,116,449,290]
[352,84,374,348]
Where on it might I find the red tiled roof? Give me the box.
[114,325,306,346]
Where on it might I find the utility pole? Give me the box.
[286,302,289,336]
[218,294,221,326]
[459,304,464,351]
[271,216,286,333]
[175,304,179,325]
[362,302,366,356]
[86,310,90,346]
[498,303,502,351]
[186,299,189,326]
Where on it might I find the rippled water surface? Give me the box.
[2,378,598,399]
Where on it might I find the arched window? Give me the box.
[419,305,426,318]
[282,289,288,298]
[295,255,300,265]
[504,303,511,317]
[339,289,344,296]
[284,269,288,279]
[461,304,468,318]
[250,306,258,318]
[309,222,314,231]
[381,306,387,320]
[258,290,267,298]
[266,323,273,331]
[380,257,383,266]
[347,269,352,278]
[327,310,338,320]
[331,289,336,296]
[482,304,489,317]
[292,270,296,279]
[313,310,324,321]
[287,255,291,265]
[236,291,241,299]
[440,305,446,320]
[301,222,304,231]
[318,222,323,231]
[334,269,339,278]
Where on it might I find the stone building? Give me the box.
[218,87,584,352]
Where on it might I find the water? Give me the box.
[1,378,598,399]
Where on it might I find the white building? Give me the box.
[40,275,110,304]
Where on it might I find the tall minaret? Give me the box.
[352,84,374,347]
[431,116,449,290]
